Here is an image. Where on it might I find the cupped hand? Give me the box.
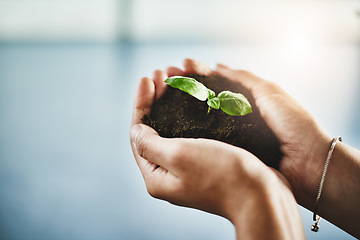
[130,60,264,219]
[130,60,305,239]
[215,63,332,209]
[131,123,268,218]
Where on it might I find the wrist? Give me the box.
[229,172,305,240]
[279,129,332,210]
[281,132,360,237]
[313,142,360,237]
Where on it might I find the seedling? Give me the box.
[165,76,252,116]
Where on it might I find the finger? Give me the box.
[153,70,168,100]
[215,64,264,93]
[130,129,180,200]
[130,124,175,177]
[183,58,213,75]
[166,66,185,76]
[215,63,286,99]
[132,77,155,125]
[130,124,181,175]
[216,63,229,69]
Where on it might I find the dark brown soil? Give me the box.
[143,74,282,169]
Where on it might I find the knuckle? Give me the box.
[168,140,194,167]
[136,132,149,158]
[177,179,191,192]
[260,80,282,93]
[146,184,160,199]
[234,70,260,83]
[233,69,252,80]
[153,69,164,77]
[236,69,251,76]
[164,140,183,165]
[146,180,169,200]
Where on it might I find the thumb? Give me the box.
[130,123,159,155]
[130,123,156,142]
[130,124,175,171]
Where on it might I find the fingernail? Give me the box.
[130,124,143,142]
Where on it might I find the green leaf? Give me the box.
[218,91,252,116]
[207,97,220,110]
[207,89,216,99]
[165,76,209,101]
[165,76,252,117]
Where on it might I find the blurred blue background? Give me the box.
[0,0,359,239]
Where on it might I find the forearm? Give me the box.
[295,141,360,237]
[316,143,360,237]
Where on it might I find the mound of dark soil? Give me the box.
[143,74,282,169]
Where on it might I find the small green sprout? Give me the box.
[165,76,252,116]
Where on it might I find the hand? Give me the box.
[215,62,360,237]
[215,63,332,206]
[130,60,305,239]
[162,59,330,206]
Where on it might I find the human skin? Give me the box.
[215,62,360,238]
[130,60,305,239]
